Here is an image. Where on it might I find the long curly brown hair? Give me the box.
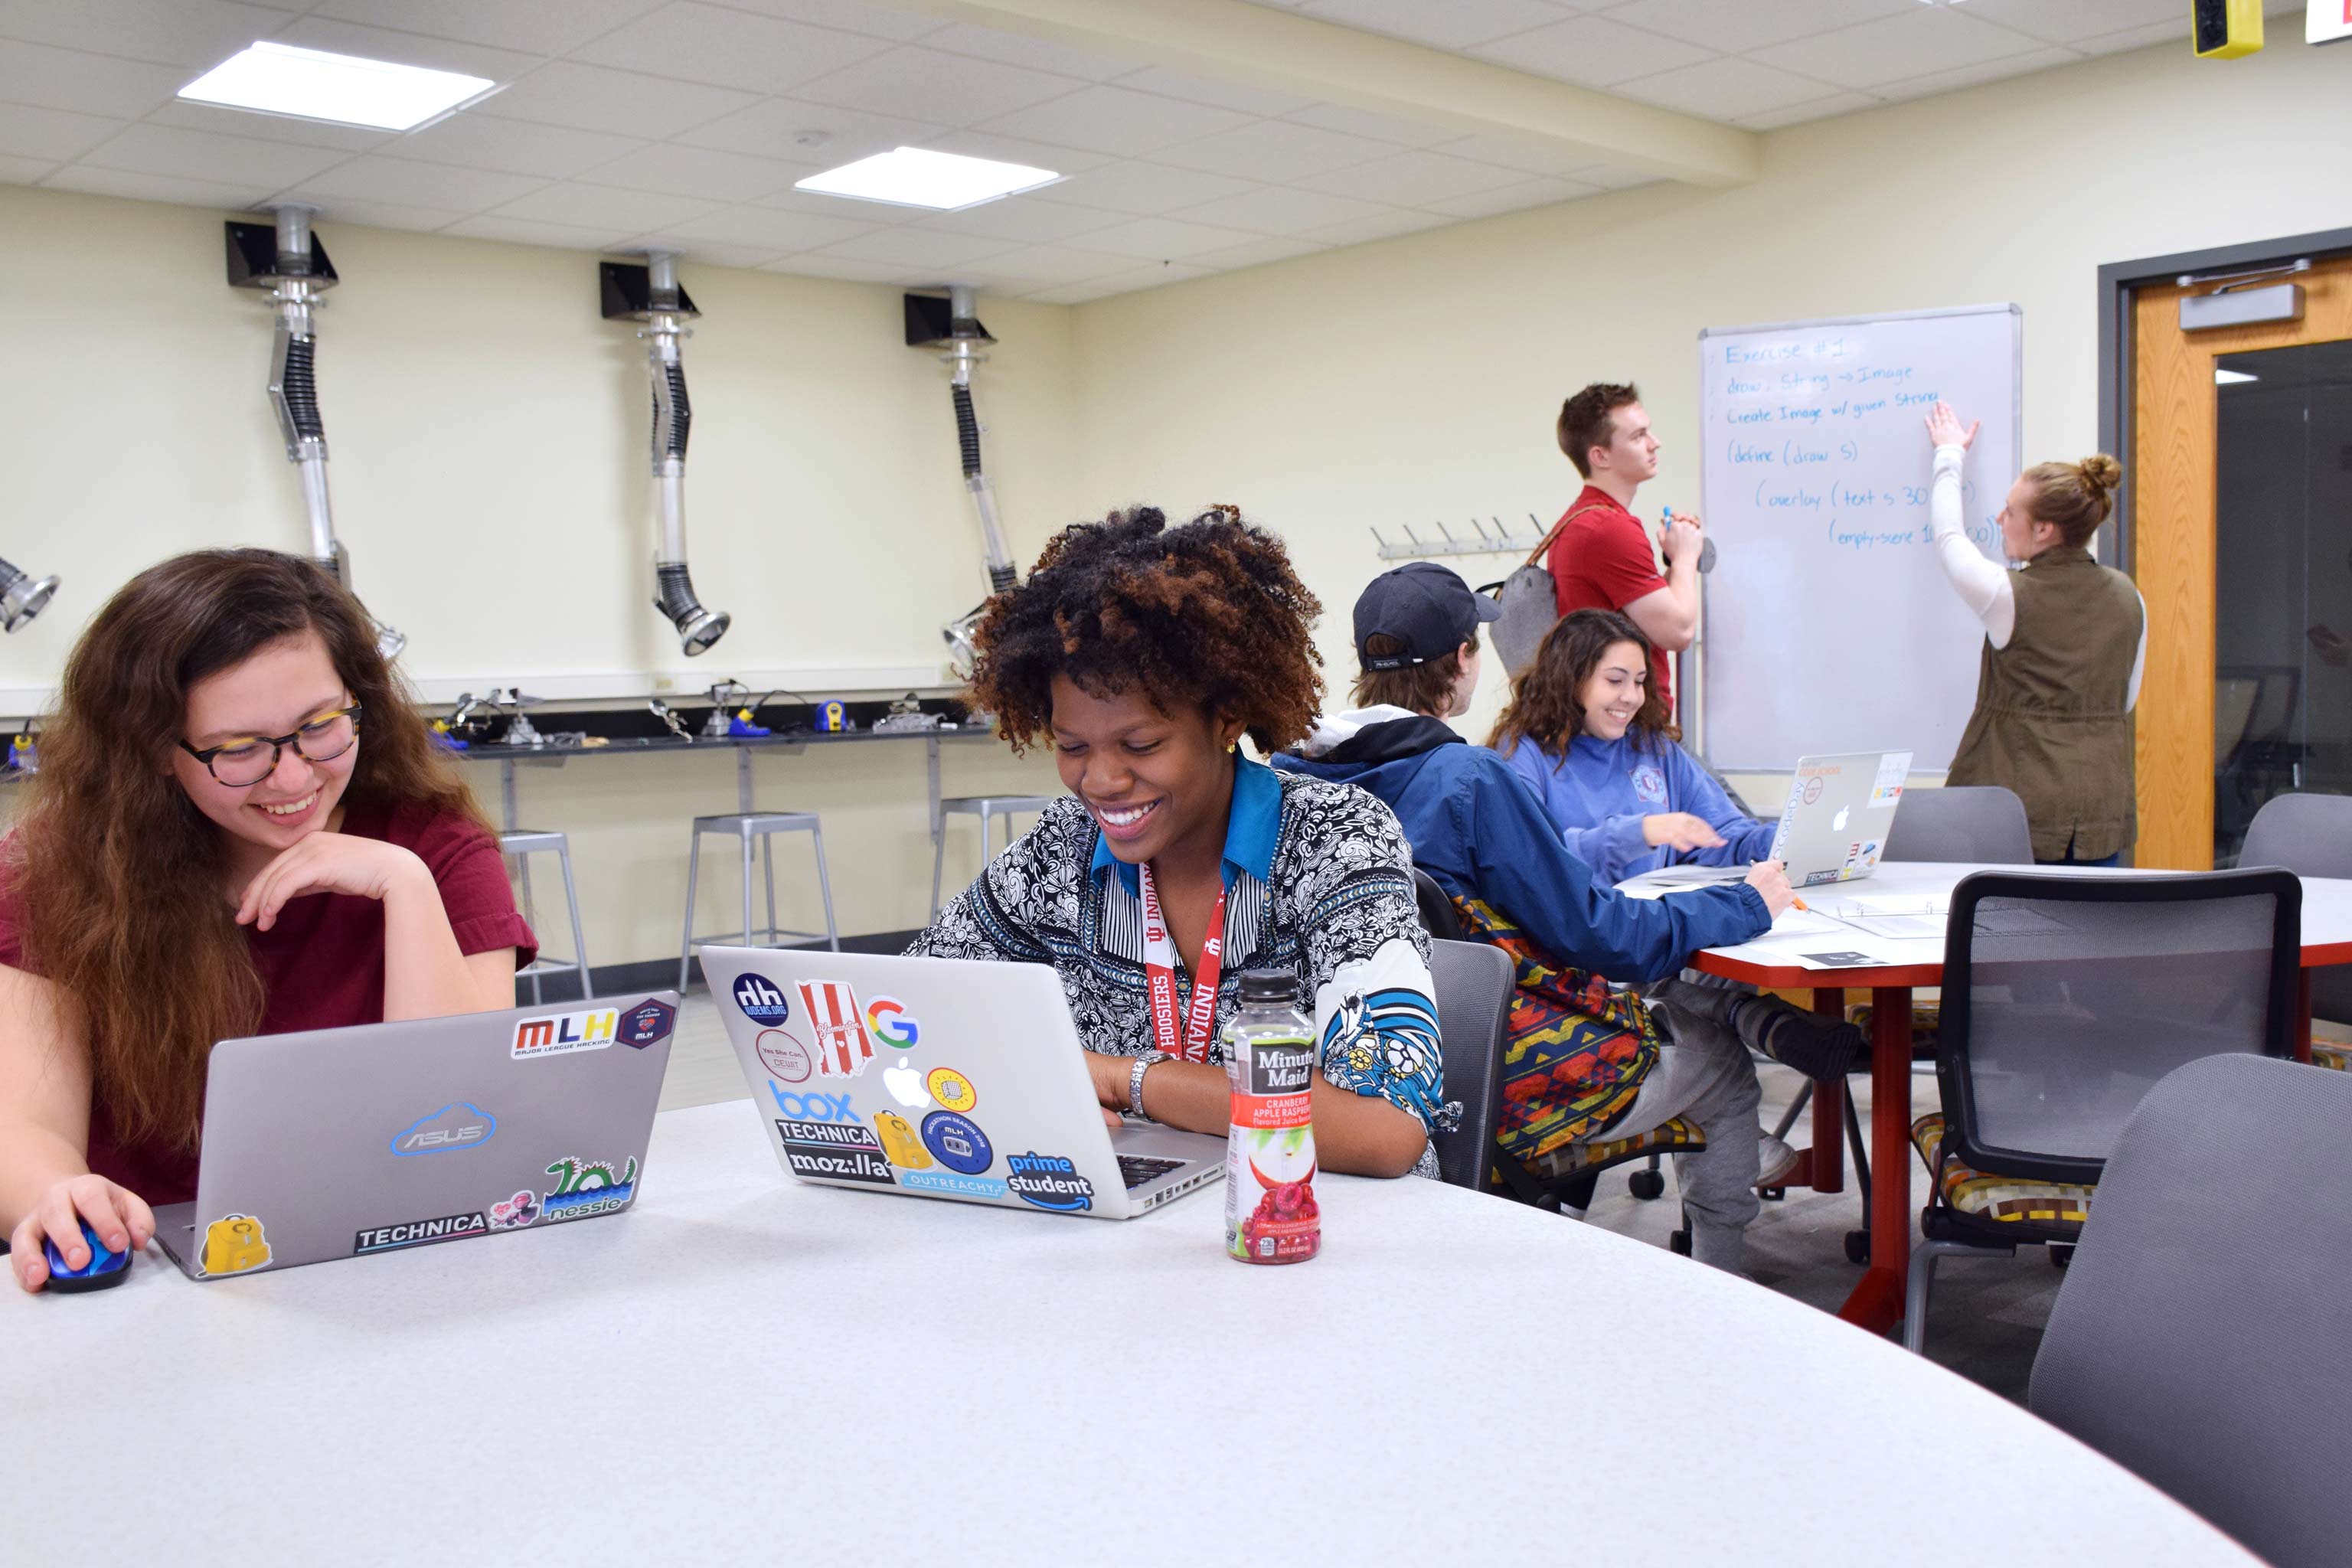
[1487,608,1677,761]
[7,549,490,1152]
[968,506,1324,754]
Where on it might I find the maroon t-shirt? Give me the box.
[1547,482,1676,715]
[0,800,537,1207]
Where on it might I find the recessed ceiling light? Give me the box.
[2214,367,2259,384]
[178,41,495,132]
[794,147,1060,211]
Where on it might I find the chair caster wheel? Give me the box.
[2050,1244,2074,1269]
[1843,1230,1870,1266]
[1669,1229,1691,1256]
[1759,1185,1785,1202]
[1628,1170,1666,1200]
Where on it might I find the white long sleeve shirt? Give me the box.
[1930,443,2145,710]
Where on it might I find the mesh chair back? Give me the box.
[1426,938,1511,1191]
[1881,785,2034,865]
[1937,870,2300,1186]
[1413,868,1467,942]
[2239,792,2352,1024]
[2030,1054,2352,1568]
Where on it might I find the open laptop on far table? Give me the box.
[1637,750,1914,892]
[151,993,680,1281]
[697,946,1224,1220]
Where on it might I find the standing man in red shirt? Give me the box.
[1548,383,1704,717]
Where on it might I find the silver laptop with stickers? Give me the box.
[1642,749,1912,892]
[150,994,679,1281]
[697,946,1224,1220]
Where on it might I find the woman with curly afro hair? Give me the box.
[909,505,1454,1178]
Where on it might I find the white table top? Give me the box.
[5,1100,2252,1566]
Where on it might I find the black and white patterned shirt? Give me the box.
[906,757,1455,1175]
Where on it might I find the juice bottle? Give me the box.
[1222,969,1320,1264]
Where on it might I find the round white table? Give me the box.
[5,1101,2254,1566]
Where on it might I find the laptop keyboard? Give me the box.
[1118,1155,1188,1190]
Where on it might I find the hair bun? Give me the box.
[2077,453,2122,495]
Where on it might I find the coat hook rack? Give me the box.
[1368,513,1548,561]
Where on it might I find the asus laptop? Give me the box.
[1639,750,1913,891]
[697,946,1224,1220]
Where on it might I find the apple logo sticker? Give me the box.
[1832,805,1851,832]
[883,1056,933,1110]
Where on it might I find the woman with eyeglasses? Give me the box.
[0,549,534,1292]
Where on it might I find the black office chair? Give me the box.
[1424,938,1510,1192]
[2239,792,2352,1067]
[1904,867,2301,1356]
[1411,868,1467,942]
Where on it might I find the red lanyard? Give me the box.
[1137,861,1229,1063]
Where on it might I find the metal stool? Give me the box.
[501,829,592,1004]
[679,812,840,991]
[931,794,1054,916]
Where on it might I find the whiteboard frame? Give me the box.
[1694,301,2024,775]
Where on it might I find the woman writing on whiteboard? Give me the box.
[1921,402,2146,865]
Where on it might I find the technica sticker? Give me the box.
[1004,1151,1096,1213]
[541,1155,638,1221]
[354,1210,488,1255]
[511,1008,619,1060]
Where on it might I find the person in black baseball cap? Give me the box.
[1354,560,1501,677]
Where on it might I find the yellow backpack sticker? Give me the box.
[873,1111,933,1169]
[201,1214,272,1276]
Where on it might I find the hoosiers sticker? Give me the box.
[1005,1151,1096,1213]
[798,980,876,1079]
[354,1210,488,1255]
[511,1008,619,1060]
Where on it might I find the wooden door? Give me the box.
[2131,254,2352,869]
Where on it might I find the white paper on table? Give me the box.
[1839,915,1946,940]
[1769,907,1850,938]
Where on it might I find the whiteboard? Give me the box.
[1697,303,2020,771]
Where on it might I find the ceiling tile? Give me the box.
[1468,15,1716,88]
[443,211,629,248]
[2070,20,2190,56]
[1304,0,1574,51]
[1187,233,1328,270]
[473,62,757,138]
[1563,162,1657,190]
[0,102,128,162]
[792,44,1085,127]
[914,127,1112,175]
[1612,55,1850,119]
[711,0,945,44]
[1731,91,1877,131]
[0,41,188,119]
[1152,119,1393,182]
[675,96,945,163]
[1112,66,1312,116]
[275,194,472,231]
[380,115,647,180]
[1954,0,2186,45]
[571,2,893,94]
[80,122,347,185]
[1869,44,2079,103]
[308,0,670,56]
[1297,147,1526,204]
[1595,0,1916,56]
[813,225,1015,266]
[41,163,276,209]
[1436,132,1606,177]
[0,0,290,69]
[751,181,926,221]
[1169,183,1393,235]
[1279,103,1458,149]
[1024,260,1210,303]
[911,197,1122,243]
[1026,159,1259,214]
[652,203,878,250]
[0,149,53,183]
[1062,214,1259,260]
[263,16,540,82]
[976,84,1256,158]
[1299,206,1452,246]
[292,154,546,211]
[758,251,926,283]
[922,21,1135,80]
[1419,173,1597,217]
[143,101,393,153]
[1749,8,2050,91]
[947,242,1127,283]
[613,233,786,269]
[488,180,724,231]
[575,142,813,202]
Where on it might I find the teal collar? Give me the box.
[1090,753,1280,893]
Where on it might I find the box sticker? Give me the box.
[511,1008,619,1060]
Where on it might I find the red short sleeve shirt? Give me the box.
[0,800,537,1207]
[1547,484,1675,713]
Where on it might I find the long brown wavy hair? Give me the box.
[7,549,489,1152]
[1487,608,1677,762]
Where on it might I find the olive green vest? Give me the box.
[1947,546,2143,861]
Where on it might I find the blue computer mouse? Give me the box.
[43,1219,130,1293]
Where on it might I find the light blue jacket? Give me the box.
[1499,732,1776,884]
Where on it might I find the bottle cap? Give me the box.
[1237,969,1296,1003]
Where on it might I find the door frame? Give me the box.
[2096,225,2352,573]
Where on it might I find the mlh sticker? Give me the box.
[798,981,875,1079]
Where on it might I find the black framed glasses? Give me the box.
[179,702,363,787]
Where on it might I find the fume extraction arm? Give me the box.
[906,286,1017,674]
[225,207,405,660]
[602,253,729,657]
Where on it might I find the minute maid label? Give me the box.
[1245,1037,1315,1097]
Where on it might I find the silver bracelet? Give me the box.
[1128,1050,1171,1121]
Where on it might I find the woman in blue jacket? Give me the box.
[1492,609,1774,884]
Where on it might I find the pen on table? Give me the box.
[1792,897,1808,912]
